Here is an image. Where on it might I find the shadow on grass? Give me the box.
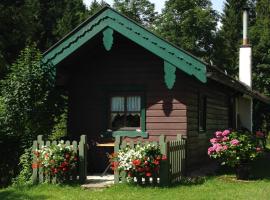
[213,149,270,181]
[0,189,48,200]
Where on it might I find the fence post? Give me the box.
[32,140,38,184]
[79,135,87,183]
[114,135,121,184]
[159,135,170,186]
[37,135,44,183]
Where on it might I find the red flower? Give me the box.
[162,155,167,160]
[137,167,144,172]
[32,163,39,169]
[153,167,159,172]
[146,172,152,177]
[144,166,150,172]
[153,160,159,165]
[74,156,78,161]
[132,159,141,166]
[144,161,148,165]
[65,153,70,159]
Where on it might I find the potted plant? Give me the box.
[208,129,262,180]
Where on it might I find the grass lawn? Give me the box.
[1,151,270,200]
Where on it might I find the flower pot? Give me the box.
[236,163,250,180]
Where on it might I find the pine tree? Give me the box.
[88,0,107,16]
[113,0,157,27]
[156,0,218,63]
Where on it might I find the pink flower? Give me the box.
[256,147,262,152]
[230,139,240,146]
[223,145,228,150]
[222,130,230,137]
[222,136,229,142]
[256,131,264,138]
[212,143,223,153]
[215,131,223,138]
[210,138,219,144]
[208,147,215,155]
[215,145,224,153]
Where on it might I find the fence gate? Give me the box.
[114,134,186,186]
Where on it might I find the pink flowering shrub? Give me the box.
[208,130,262,167]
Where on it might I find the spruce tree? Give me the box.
[156,0,218,63]
[113,0,157,27]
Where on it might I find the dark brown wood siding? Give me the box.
[60,32,189,143]
[57,32,232,171]
[186,79,232,168]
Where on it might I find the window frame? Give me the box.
[108,92,145,131]
[198,92,207,133]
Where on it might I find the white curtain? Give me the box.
[111,97,124,112]
[127,96,141,112]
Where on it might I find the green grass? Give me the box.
[1,152,270,200]
[1,178,270,200]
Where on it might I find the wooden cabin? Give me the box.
[42,6,269,173]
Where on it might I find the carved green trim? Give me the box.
[164,61,176,89]
[42,7,207,83]
[112,131,148,138]
[103,28,114,51]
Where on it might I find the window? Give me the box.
[110,95,141,130]
[198,94,207,132]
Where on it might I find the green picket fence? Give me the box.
[32,135,88,184]
[114,134,186,186]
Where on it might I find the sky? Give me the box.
[83,0,225,13]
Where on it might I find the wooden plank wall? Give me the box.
[59,32,232,171]
[65,32,189,142]
[186,79,231,168]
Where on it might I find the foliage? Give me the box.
[12,148,33,186]
[34,142,78,182]
[49,110,68,141]
[110,144,164,179]
[0,45,62,147]
[88,0,107,16]
[0,0,88,77]
[113,0,157,28]
[155,0,219,63]
[208,130,262,167]
[1,170,270,200]
[0,45,65,186]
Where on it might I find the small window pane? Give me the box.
[111,97,124,112]
[111,113,125,129]
[127,96,141,112]
[126,113,140,127]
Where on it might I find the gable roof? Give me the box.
[42,6,207,83]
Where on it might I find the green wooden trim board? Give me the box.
[42,6,207,86]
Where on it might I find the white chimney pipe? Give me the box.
[239,8,252,88]
[243,9,248,45]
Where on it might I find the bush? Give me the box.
[0,45,66,186]
[12,148,33,186]
[110,144,165,179]
[208,130,262,167]
[34,142,78,183]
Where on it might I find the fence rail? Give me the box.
[114,134,186,186]
[32,135,87,184]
